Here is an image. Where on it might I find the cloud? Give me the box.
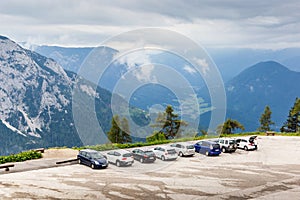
[193,58,209,75]
[115,50,159,83]
[183,65,197,74]
[0,0,299,49]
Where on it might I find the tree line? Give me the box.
[107,98,300,143]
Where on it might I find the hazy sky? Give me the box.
[0,0,299,49]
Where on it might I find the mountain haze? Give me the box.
[226,61,300,131]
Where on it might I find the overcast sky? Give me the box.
[0,0,299,49]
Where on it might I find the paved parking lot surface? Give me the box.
[0,136,300,199]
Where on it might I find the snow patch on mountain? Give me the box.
[1,119,27,137]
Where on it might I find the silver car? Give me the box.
[170,142,195,157]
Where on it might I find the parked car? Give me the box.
[170,142,195,157]
[236,135,258,150]
[194,140,221,156]
[132,149,156,163]
[106,149,134,167]
[151,146,178,161]
[215,138,238,153]
[77,149,108,169]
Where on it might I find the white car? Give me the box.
[151,146,178,161]
[215,138,238,153]
[236,135,258,151]
[106,149,134,167]
[169,142,195,157]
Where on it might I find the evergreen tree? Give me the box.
[107,115,121,143]
[107,115,132,143]
[281,98,300,132]
[258,105,274,132]
[217,118,245,136]
[151,105,187,139]
[120,117,132,143]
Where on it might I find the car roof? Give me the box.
[113,149,131,154]
[218,138,236,140]
[79,149,99,153]
[197,140,218,144]
[176,142,195,145]
[157,145,175,150]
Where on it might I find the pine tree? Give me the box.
[107,115,132,143]
[107,115,121,143]
[120,117,132,143]
[258,105,274,132]
[281,98,300,133]
[151,105,187,139]
[217,118,245,136]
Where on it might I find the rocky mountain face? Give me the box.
[0,36,117,155]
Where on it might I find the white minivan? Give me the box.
[151,146,178,161]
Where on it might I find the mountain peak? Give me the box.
[0,35,9,40]
[246,61,290,73]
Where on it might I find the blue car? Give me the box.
[77,149,109,169]
[194,140,221,156]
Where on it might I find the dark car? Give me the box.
[77,149,108,169]
[132,149,156,163]
[194,140,221,156]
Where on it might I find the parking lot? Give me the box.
[0,136,300,199]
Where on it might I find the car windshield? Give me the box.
[212,144,220,149]
[145,151,154,156]
[90,152,105,159]
[186,145,194,149]
[123,153,132,157]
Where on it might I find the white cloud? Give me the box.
[115,50,159,83]
[0,0,299,49]
[183,65,196,74]
[193,58,209,75]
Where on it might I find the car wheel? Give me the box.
[205,151,209,156]
[116,160,121,167]
[179,152,183,157]
[91,163,95,169]
[222,148,226,153]
[244,146,248,151]
[161,156,165,161]
[78,159,81,164]
[140,158,144,163]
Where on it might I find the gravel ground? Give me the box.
[0,136,300,199]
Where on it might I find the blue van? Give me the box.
[194,140,221,156]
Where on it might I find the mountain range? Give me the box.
[34,45,300,132]
[0,36,148,155]
[34,45,300,82]
[1,36,299,155]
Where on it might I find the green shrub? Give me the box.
[0,150,42,165]
[146,131,166,143]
